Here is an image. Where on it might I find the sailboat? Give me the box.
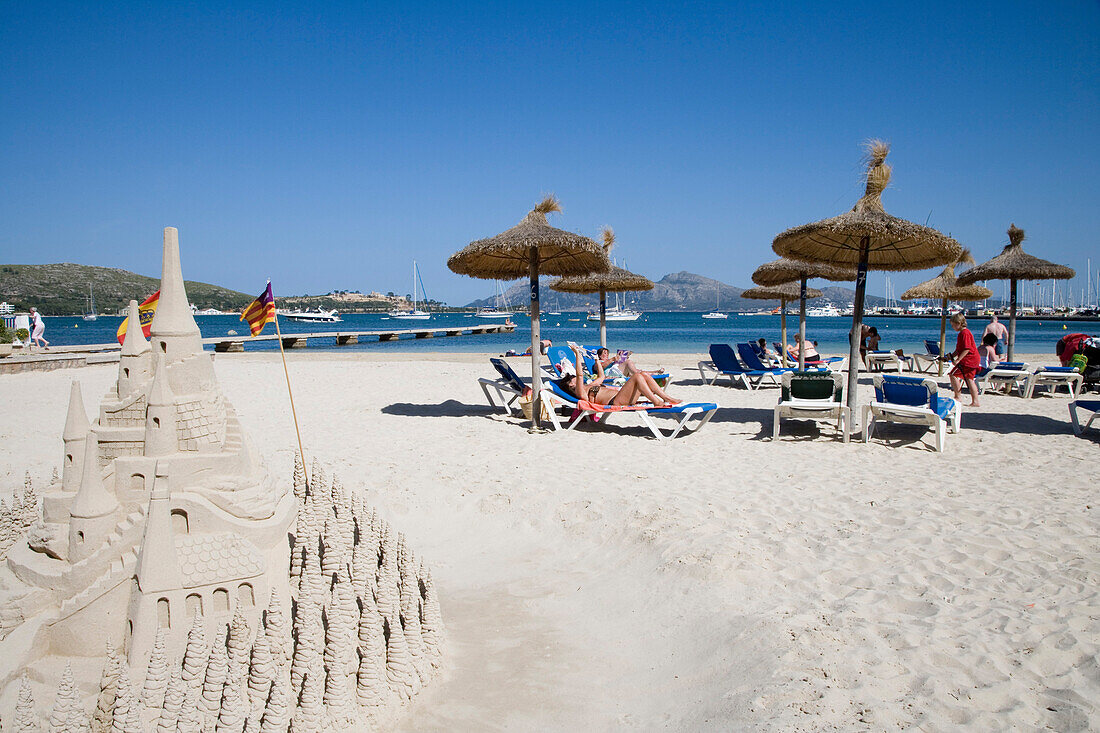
[82,286,98,321]
[389,261,431,320]
[476,281,515,319]
[587,290,642,321]
[702,282,728,319]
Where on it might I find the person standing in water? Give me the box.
[983,314,1009,356]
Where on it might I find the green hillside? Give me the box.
[0,263,254,316]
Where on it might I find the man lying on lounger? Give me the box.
[554,344,681,407]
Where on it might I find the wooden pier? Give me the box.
[208,323,512,352]
[0,324,515,368]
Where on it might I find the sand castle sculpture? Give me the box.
[0,228,443,731]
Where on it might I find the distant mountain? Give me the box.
[0,263,253,316]
[465,271,885,312]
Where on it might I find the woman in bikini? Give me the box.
[556,345,681,407]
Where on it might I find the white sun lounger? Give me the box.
[862,375,961,452]
[1023,367,1082,399]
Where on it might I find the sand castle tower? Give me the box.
[67,431,120,563]
[116,299,151,397]
[60,382,91,493]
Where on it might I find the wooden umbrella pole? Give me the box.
[846,236,870,417]
[1008,279,1017,362]
[798,276,807,371]
[600,289,607,349]
[780,301,788,367]
[528,246,543,431]
[938,298,947,376]
[273,312,309,489]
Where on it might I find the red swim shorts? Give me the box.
[952,364,978,380]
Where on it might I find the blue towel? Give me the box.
[929,394,956,421]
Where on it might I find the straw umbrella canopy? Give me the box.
[449,196,610,429]
[550,228,654,349]
[741,282,822,365]
[752,258,856,369]
[772,141,963,415]
[955,224,1076,360]
[901,250,992,375]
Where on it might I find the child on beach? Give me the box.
[946,313,981,407]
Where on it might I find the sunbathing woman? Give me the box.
[557,344,681,407]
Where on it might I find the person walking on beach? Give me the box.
[983,314,1008,355]
[946,313,980,407]
[29,307,48,349]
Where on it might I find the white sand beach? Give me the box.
[2,352,1096,731]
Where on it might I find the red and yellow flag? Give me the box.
[241,282,276,336]
[116,290,160,345]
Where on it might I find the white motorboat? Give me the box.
[282,308,341,323]
[82,286,98,321]
[588,307,642,322]
[806,304,842,317]
[476,281,515,319]
[702,282,728,319]
[475,306,515,319]
[389,261,432,320]
[588,285,642,321]
[191,304,225,316]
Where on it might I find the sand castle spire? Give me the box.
[148,227,204,363]
[149,226,200,337]
[144,356,178,457]
[68,431,119,562]
[61,381,91,493]
[117,299,151,397]
[135,463,180,593]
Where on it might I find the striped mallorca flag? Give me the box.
[241,282,277,336]
[116,290,160,345]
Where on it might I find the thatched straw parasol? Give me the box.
[741,282,823,365]
[449,196,610,429]
[752,258,856,369]
[955,224,1076,360]
[772,141,963,415]
[550,228,654,349]
[901,250,992,375]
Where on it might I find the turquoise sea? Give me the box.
[38,312,1091,357]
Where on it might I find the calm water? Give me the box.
[38,312,1088,357]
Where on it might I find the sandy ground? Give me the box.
[1,351,1097,731]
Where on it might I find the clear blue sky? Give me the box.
[2,1,1098,305]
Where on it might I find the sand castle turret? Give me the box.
[117,299,151,397]
[135,464,180,593]
[68,431,119,562]
[128,463,181,676]
[143,357,177,457]
[61,381,91,493]
[148,227,205,365]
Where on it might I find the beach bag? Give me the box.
[518,388,550,421]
